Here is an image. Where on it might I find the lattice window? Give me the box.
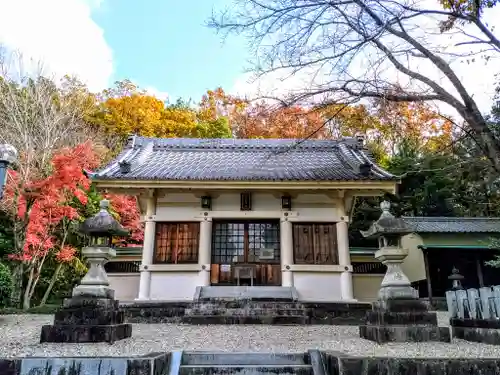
[154,222,200,264]
[352,262,387,274]
[292,223,338,265]
[104,261,140,273]
[212,221,280,264]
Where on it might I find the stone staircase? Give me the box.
[177,351,320,375]
[183,286,308,324]
[182,300,309,324]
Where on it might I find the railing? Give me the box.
[446,285,500,319]
[352,262,387,274]
[104,261,141,273]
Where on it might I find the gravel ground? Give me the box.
[1,312,500,358]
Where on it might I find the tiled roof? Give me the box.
[402,217,500,233]
[92,136,396,182]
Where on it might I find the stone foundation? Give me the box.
[40,297,132,344]
[3,351,500,375]
[451,318,500,345]
[359,299,450,343]
[120,300,371,325]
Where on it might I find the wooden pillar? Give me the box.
[476,254,484,288]
[137,190,157,300]
[198,218,213,286]
[336,199,354,300]
[422,248,433,306]
[280,218,294,287]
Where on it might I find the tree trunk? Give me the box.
[22,266,35,310]
[39,263,63,306]
[10,263,23,308]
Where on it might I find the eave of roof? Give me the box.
[91,136,398,183]
[418,244,492,250]
[403,216,500,234]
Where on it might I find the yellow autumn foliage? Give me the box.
[88,84,231,139]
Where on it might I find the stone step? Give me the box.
[190,302,306,309]
[182,315,309,325]
[184,308,307,317]
[181,352,309,366]
[179,365,313,375]
[359,324,451,343]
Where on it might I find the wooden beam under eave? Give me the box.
[92,179,399,192]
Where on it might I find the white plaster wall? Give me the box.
[155,192,342,220]
[293,272,342,301]
[401,233,426,282]
[108,274,139,301]
[149,272,201,300]
[353,274,383,302]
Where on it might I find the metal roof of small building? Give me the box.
[92,136,396,182]
[402,217,500,233]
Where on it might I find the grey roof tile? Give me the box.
[402,217,500,233]
[93,136,397,182]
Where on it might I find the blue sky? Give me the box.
[93,0,249,102]
[0,0,497,115]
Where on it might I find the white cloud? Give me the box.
[0,0,113,92]
[144,86,169,102]
[231,4,500,118]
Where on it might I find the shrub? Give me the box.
[0,262,13,308]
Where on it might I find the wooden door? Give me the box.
[292,223,338,264]
[210,220,281,285]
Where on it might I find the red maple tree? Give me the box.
[104,193,144,244]
[3,141,142,308]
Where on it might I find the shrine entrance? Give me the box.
[209,220,282,286]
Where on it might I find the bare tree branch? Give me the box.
[208,0,500,171]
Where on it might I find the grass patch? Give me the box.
[0,304,59,315]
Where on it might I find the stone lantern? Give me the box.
[0,143,18,199]
[73,199,129,299]
[40,200,132,344]
[358,201,450,343]
[360,200,416,301]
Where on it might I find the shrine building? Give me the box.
[91,135,398,302]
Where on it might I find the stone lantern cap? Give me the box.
[448,267,464,281]
[360,201,413,239]
[79,199,129,238]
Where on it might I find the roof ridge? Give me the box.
[128,136,363,151]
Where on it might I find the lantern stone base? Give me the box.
[40,297,132,344]
[359,298,451,343]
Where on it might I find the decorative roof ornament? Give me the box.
[79,199,129,238]
[361,201,413,239]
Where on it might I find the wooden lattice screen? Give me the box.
[352,262,386,274]
[154,222,200,264]
[292,223,338,265]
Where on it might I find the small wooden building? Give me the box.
[92,136,397,301]
[400,217,500,302]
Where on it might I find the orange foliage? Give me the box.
[374,98,454,152]
[198,87,247,123]
[234,104,328,139]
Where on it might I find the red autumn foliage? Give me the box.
[104,193,144,244]
[5,141,102,263]
[3,141,143,265]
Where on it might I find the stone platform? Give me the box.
[3,350,500,375]
[194,286,300,301]
[359,299,450,343]
[40,297,132,344]
[120,300,370,325]
[451,318,500,345]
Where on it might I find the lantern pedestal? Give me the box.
[359,246,450,343]
[40,245,132,344]
[359,202,450,344]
